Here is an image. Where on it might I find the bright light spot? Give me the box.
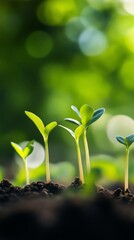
[120,58,134,90]
[37,0,77,26]
[121,0,134,15]
[107,115,134,146]
[15,141,45,169]
[26,31,53,58]
[78,28,107,56]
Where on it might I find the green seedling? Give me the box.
[59,124,85,183]
[25,111,57,182]
[65,104,105,174]
[11,140,34,185]
[116,134,134,192]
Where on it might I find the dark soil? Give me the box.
[0,178,134,240]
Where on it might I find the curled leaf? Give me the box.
[45,121,57,136]
[23,140,34,158]
[125,134,134,147]
[59,125,75,138]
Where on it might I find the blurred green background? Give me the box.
[1,0,134,186]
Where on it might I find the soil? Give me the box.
[0,178,134,240]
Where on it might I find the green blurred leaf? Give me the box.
[80,104,94,126]
[25,111,45,137]
[59,125,75,138]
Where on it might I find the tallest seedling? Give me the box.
[25,111,57,182]
[65,104,105,174]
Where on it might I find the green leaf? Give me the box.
[125,134,134,147]
[59,125,75,138]
[23,140,34,158]
[80,104,94,127]
[75,125,84,141]
[45,121,57,136]
[11,142,24,159]
[25,111,45,137]
[116,136,125,146]
[65,118,81,126]
[87,108,105,126]
[71,105,81,118]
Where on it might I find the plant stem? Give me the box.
[76,140,84,183]
[125,147,129,192]
[83,129,90,174]
[24,159,29,185]
[44,138,51,182]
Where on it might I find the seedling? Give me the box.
[65,104,105,174]
[11,140,34,185]
[59,124,85,183]
[116,134,134,192]
[25,111,57,182]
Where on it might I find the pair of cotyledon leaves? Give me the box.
[11,140,34,160]
[65,104,105,128]
[116,134,134,148]
[60,104,105,141]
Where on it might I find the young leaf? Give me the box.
[75,125,84,141]
[80,104,94,127]
[87,108,105,126]
[11,142,24,159]
[25,111,45,137]
[59,125,75,138]
[23,140,34,159]
[71,105,81,118]
[116,136,125,146]
[125,134,134,147]
[45,121,57,136]
[64,118,81,126]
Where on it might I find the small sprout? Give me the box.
[65,104,105,174]
[25,111,57,182]
[11,140,34,185]
[116,134,134,192]
[59,124,84,183]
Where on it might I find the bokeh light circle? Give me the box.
[78,27,107,56]
[26,31,53,58]
[107,115,134,146]
[15,141,45,169]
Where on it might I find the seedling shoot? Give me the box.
[116,134,134,192]
[59,124,85,183]
[11,140,34,185]
[25,111,57,182]
[65,104,105,174]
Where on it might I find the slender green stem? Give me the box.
[44,138,51,182]
[24,159,29,185]
[83,129,90,174]
[76,140,84,183]
[125,147,129,192]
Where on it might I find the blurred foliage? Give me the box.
[0,0,134,184]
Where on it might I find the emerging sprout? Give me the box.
[25,111,57,182]
[59,125,84,183]
[11,140,34,185]
[65,104,105,174]
[116,134,134,192]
